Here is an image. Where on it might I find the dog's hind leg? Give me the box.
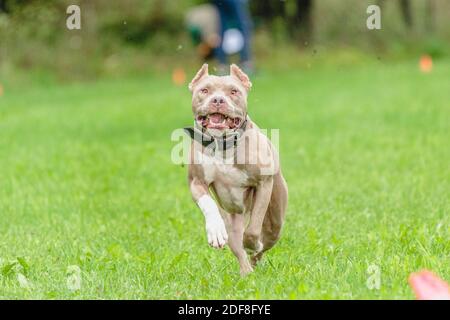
[243,176,273,253]
[225,212,253,276]
[250,207,281,267]
[251,172,288,266]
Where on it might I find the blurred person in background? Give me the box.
[185,3,221,61]
[213,0,253,74]
[186,1,253,74]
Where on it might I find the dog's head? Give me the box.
[189,64,252,137]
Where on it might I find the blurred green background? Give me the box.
[1,0,449,83]
[0,1,449,299]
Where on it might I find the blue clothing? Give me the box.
[213,0,253,64]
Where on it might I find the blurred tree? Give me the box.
[378,0,413,29]
[0,0,42,14]
[0,0,9,13]
[425,0,436,32]
[250,0,314,45]
[290,0,313,44]
[399,0,413,28]
[250,0,285,24]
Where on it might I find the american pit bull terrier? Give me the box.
[185,64,288,276]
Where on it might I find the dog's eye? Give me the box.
[200,88,209,94]
[231,89,238,95]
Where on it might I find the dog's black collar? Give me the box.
[184,117,247,152]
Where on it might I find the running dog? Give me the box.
[185,64,288,275]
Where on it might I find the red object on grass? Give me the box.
[409,270,450,300]
[172,68,186,86]
[419,55,433,73]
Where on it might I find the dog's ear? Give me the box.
[230,64,252,91]
[189,64,209,92]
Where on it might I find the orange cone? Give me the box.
[419,55,433,73]
[172,68,186,86]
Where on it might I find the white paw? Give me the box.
[205,217,228,249]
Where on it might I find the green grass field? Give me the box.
[0,59,449,299]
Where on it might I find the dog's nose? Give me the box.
[211,96,225,105]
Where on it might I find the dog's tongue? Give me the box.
[209,113,225,123]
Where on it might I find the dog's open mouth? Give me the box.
[196,113,242,130]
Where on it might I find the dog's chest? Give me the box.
[201,154,250,213]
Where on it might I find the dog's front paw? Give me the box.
[240,263,254,277]
[205,217,228,249]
